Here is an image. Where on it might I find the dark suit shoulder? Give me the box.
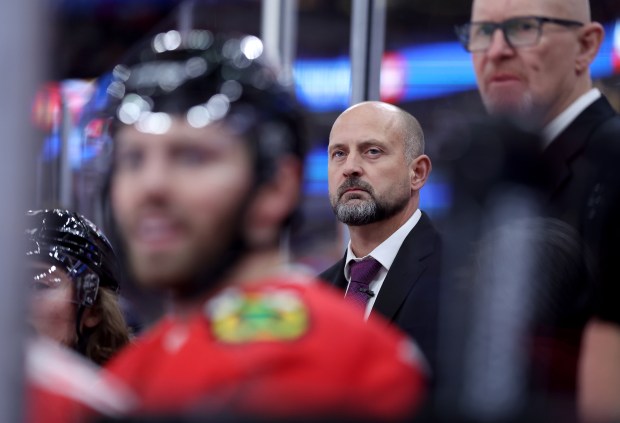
[586,105,620,159]
[318,212,441,290]
[548,96,619,160]
[404,211,442,255]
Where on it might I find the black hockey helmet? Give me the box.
[101,29,306,184]
[26,209,120,308]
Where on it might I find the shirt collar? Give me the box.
[542,88,601,148]
[344,209,422,277]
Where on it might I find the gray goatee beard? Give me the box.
[334,199,379,226]
[330,177,407,226]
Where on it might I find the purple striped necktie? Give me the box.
[345,257,382,312]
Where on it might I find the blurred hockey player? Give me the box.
[24,209,134,422]
[99,30,426,421]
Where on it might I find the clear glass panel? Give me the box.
[41,1,263,218]
[382,2,620,417]
[42,0,351,272]
[383,1,483,226]
[382,1,620,223]
[290,0,352,271]
[41,0,620,271]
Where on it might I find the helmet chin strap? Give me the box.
[72,271,100,357]
[74,305,89,356]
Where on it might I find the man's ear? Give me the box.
[411,154,432,191]
[575,22,604,74]
[244,156,303,247]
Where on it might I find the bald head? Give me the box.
[332,101,425,163]
[566,0,591,22]
[472,0,591,23]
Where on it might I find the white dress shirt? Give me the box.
[343,209,422,320]
[542,88,601,148]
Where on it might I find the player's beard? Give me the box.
[117,198,251,301]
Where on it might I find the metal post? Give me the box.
[349,0,386,104]
[177,0,195,35]
[261,0,298,87]
[0,2,44,422]
[261,0,299,261]
[59,99,73,208]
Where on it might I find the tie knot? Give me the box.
[349,257,382,287]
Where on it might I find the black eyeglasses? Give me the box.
[455,16,584,52]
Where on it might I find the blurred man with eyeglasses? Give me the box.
[456,1,605,128]
[457,0,620,420]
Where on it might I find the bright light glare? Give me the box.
[240,36,263,60]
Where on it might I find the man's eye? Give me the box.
[367,148,382,155]
[174,148,213,165]
[116,150,143,170]
[331,150,345,159]
[30,278,61,291]
[477,23,496,36]
[510,19,538,33]
[31,281,51,291]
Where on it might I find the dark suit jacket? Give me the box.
[319,211,442,376]
[544,96,620,236]
[543,95,620,325]
[524,97,620,394]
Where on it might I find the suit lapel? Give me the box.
[372,212,437,321]
[543,97,617,198]
[331,257,348,290]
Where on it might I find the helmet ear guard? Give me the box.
[73,268,100,308]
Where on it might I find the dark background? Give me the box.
[50,0,620,80]
[47,0,620,273]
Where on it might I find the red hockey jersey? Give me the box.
[25,337,136,423]
[105,275,426,420]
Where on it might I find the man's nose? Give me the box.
[342,154,363,177]
[485,28,515,59]
[136,156,171,197]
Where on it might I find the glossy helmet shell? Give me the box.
[26,209,120,307]
[102,30,306,184]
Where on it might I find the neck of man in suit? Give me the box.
[348,197,420,258]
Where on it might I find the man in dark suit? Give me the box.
[320,101,442,376]
[457,0,620,415]
[457,0,614,220]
